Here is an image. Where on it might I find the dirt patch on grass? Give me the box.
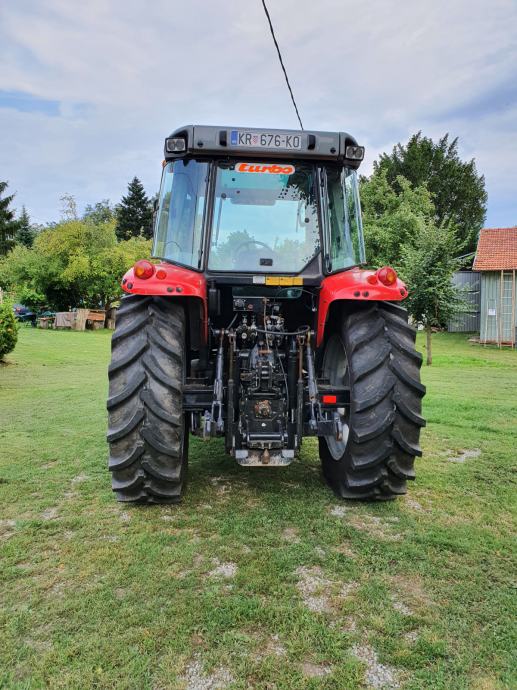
[70,473,88,485]
[182,657,233,690]
[404,630,418,643]
[447,448,481,463]
[295,566,358,614]
[469,676,502,690]
[295,566,333,613]
[41,507,59,520]
[330,505,402,541]
[265,634,286,657]
[25,636,52,653]
[0,518,16,530]
[334,542,356,558]
[352,643,400,689]
[209,476,233,496]
[340,615,357,632]
[341,581,359,598]
[208,560,237,579]
[391,596,412,616]
[389,574,432,613]
[348,513,402,542]
[281,527,300,543]
[251,633,287,660]
[404,497,424,511]
[301,661,332,677]
[192,554,204,567]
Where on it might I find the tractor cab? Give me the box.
[153,125,365,279]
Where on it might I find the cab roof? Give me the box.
[164,125,364,168]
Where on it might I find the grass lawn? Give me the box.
[0,328,516,689]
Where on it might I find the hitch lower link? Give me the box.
[204,329,225,437]
[304,332,344,441]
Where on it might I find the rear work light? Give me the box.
[377,266,398,286]
[165,137,186,153]
[134,260,155,280]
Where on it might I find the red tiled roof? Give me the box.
[473,227,517,271]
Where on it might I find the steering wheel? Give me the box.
[233,240,277,268]
[163,238,182,252]
[234,239,273,254]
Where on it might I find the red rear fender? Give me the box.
[317,268,407,346]
[121,262,208,342]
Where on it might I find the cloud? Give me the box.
[0,0,516,227]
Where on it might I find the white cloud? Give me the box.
[0,0,516,225]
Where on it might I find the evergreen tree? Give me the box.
[373,132,487,253]
[15,206,35,248]
[0,181,21,256]
[116,177,153,241]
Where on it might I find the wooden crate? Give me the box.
[87,310,106,323]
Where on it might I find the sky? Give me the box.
[1,0,516,228]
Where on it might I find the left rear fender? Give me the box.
[121,262,208,343]
[317,268,407,346]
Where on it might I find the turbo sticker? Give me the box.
[235,162,295,175]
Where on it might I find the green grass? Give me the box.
[1,329,516,689]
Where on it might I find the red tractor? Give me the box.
[107,125,425,503]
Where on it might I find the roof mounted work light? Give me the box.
[345,145,365,161]
[165,137,186,153]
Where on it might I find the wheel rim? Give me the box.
[322,334,349,460]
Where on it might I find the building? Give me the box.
[447,266,480,333]
[474,227,517,346]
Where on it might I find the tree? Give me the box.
[373,132,486,252]
[0,300,19,361]
[361,172,436,267]
[0,217,151,313]
[399,221,465,365]
[60,194,78,221]
[83,199,116,225]
[15,206,35,248]
[116,177,153,241]
[0,181,21,256]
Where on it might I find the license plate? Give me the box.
[230,130,302,150]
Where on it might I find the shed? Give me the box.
[447,269,480,333]
[474,227,517,346]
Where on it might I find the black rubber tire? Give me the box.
[319,302,426,499]
[107,295,188,503]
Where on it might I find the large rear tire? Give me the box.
[107,295,188,503]
[319,302,425,500]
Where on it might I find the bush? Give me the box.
[0,301,19,360]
